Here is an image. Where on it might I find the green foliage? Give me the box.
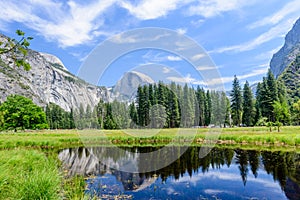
[230,75,243,126]
[103,103,118,129]
[74,103,99,129]
[255,70,287,124]
[63,175,87,200]
[292,99,300,125]
[46,103,75,129]
[210,90,228,126]
[273,101,290,125]
[274,121,283,132]
[129,102,138,128]
[266,121,274,132]
[0,95,48,131]
[256,117,268,126]
[0,110,5,130]
[242,81,254,126]
[0,30,33,71]
[204,90,212,126]
[278,54,300,101]
[0,149,60,199]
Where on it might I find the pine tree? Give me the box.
[254,83,262,125]
[242,81,254,126]
[204,90,211,126]
[166,86,180,128]
[129,102,138,128]
[265,69,279,122]
[195,86,205,126]
[230,75,242,126]
[137,85,145,126]
[69,108,75,129]
[182,84,193,127]
[157,82,167,128]
[103,103,118,129]
[256,70,280,122]
[96,99,105,129]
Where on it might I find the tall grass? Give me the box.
[0,149,60,199]
[0,127,300,149]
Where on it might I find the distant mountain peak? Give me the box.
[112,71,154,101]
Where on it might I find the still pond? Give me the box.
[59,146,300,200]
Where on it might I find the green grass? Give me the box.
[0,149,88,200]
[0,126,299,199]
[0,126,300,149]
[0,149,61,200]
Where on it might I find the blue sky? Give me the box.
[0,0,300,89]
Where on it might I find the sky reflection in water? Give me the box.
[59,146,300,200]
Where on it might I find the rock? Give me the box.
[0,34,110,111]
[39,52,68,71]
[112,71,154,101]
[270,17,300,77]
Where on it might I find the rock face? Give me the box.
[270,18,300,77]
[112,71,154,101]
[0,35,109,111]
[58,147,156,191]
[39,52,68,71]
[278,55,300,100]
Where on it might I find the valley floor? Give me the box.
[0,126,300,199]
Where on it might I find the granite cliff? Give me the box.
[0,34,110,111]
[270,18,300,77]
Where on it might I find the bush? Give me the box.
[0,95,48,131]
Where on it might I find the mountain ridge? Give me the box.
[0,34,110,111]
[270,17,300,77]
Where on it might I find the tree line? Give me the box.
[1,70,300,131]
[73,82,230,130]
[230,69,300,129]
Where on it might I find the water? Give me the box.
[59,146,300,199]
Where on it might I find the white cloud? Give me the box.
[167,74,196,83]
[248,0,300,29]
[166,74,206,85]
[206,67,268,86]
[165,66,266,87]
[0,0,117,47]
[196,65,217,71]
[176,28,187,35]
[110,33,139,44]
[142,51,182,62]
[211,18,297,54]
[167,55,182,61]
[187,0,254,18]
[162,67,171,74]
[191,53,205,61]
[119,0,184,20]
[191,19,205,27]
[111,31,171,44]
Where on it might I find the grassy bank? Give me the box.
[0,126,299,199]
[0,149,60,199]
[0,126,299,149]
[0,149,87,200]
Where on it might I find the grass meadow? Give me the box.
[0,126,299,199]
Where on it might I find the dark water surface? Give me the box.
[59,146,300,199]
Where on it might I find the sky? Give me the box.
[0,0,300,90]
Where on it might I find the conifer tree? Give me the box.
[204,90,211,126]
[230,75,242,126]
[242,81,254,126]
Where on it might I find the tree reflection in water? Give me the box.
[59,146,300,199]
